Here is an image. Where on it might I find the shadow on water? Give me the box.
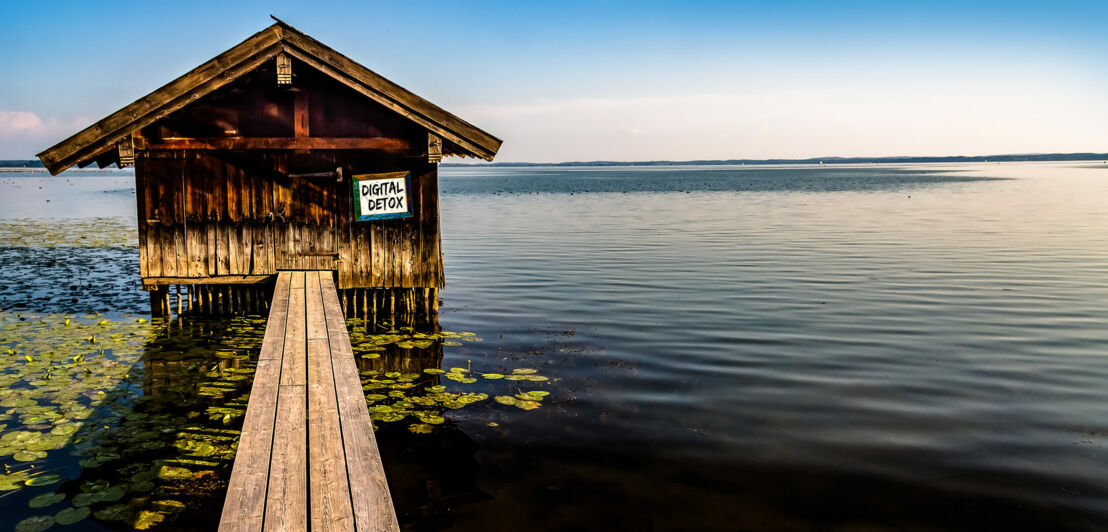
[344,313,554,531]
[0,312,266,531]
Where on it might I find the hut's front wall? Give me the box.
[135,151,443,290]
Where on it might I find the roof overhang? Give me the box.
[37,18,501,175]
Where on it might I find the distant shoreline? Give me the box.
[2,152,1107,170]
[444,153,1108,167]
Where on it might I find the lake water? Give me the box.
[1,162,1107,530]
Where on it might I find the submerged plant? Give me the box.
[348,321,552,434]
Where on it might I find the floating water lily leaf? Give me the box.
[13,450,43,462]
[512,368,538,375]
[98,485,126,502]
[14,516,54,532]
[28,492,65,508]
[514,400,541,411]
[458,393,488,404]
[71,492,98,507]
[422,368,445,374]
[442,341,462,346]
[157,466,193,480]
[419,415,445,425]
[132,510,165,530]
[25,473,61,486]
[494,396,518,406]
[93,504,131,521]
[152,499,186,512]
[408,424,433,434]
[482,373,504,379]
[55,506,91,525]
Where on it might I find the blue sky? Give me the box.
[2,0,1106,161]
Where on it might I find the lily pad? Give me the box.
[15,516,54,532]
[408,424,433,434]
[26,474,62,486]
[133,510,165,530]
[71,492,98,507]
[93,504,131,521]
[28,492,65,508]
[157,466,193,480]
[55,506,91,525]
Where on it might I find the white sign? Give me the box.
[353,171,412,221]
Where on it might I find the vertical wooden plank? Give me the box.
[135,157,150,279]
[281,271,306,385]
[218,356,280,531]
[320,274,401,532]
[307,269,355,530]
[264,270,307,531]
[294,91,309,138]
[307,335,354,532]
[263,384,306,532]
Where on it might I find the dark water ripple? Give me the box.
[0,246,146,315]
[431,164,1108,531]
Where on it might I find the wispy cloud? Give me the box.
[0,111,92,158]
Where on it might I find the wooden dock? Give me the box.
[219,271,400,532]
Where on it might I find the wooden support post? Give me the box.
[294,91,309,138]
[177,286,184,317]
[150,286,169,318]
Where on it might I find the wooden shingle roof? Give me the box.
[37,17,501,174]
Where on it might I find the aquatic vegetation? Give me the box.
[348,321,552,434]
[0,312,266,529]
[0,218,137,248]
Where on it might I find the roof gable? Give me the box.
[37,18,501,174]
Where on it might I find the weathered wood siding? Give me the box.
[135,152,443,290]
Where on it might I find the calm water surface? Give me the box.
[0,163,1106,531]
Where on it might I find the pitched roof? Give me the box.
[37,17,501,174]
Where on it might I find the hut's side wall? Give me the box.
[135,151,443,290]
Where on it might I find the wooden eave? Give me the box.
[37,18,502,175]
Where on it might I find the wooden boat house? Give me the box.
[37,18,501,317]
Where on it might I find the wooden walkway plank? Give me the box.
[218,272,291,532]
[281,272,307,386]
[221,270,397,532]
[320,274,401,532]
[265,271,307,530]
[308,334,356,531]
[263,384,307,531]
